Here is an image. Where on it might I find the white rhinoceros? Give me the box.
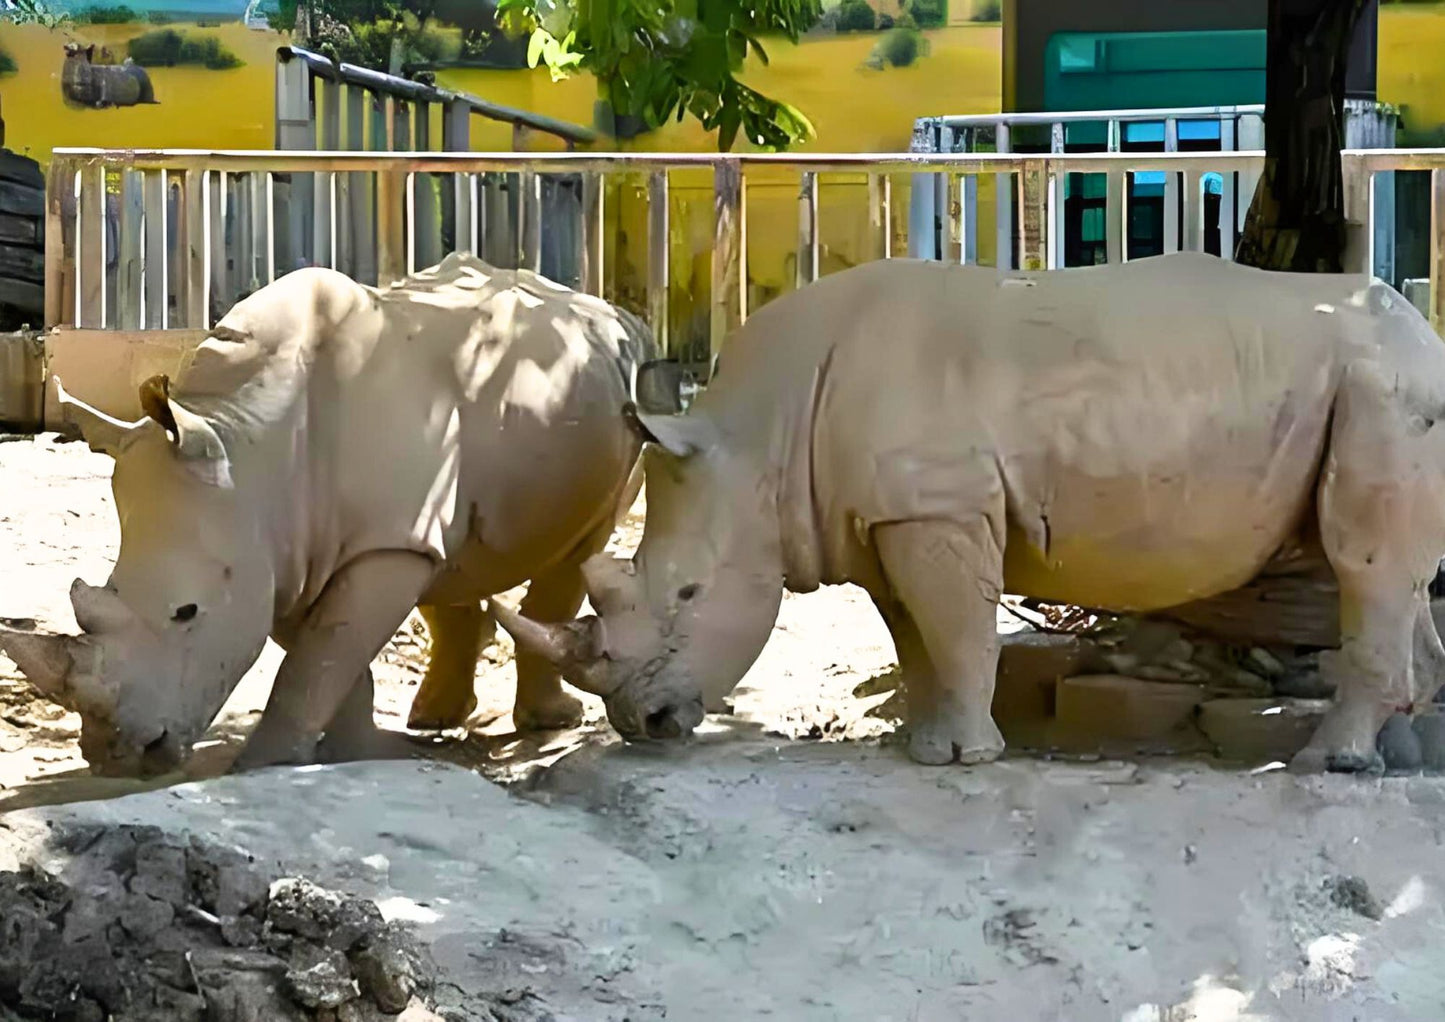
[0,253,657,775]
[495,252,1445,773]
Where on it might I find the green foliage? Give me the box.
[74,5,139,23]
[907,0,945,28]
[2,0,71,27]
[496,0,823,151]
[146,10,172,23]
[835,0,876,32]
[970,0,999,22]
[0,46,15,74]
[128,29,245,69]
[873,25,922,66]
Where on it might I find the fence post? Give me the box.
[1017,160,1047,272]
[711,158,745,376]
[1219,116,1237,260]
[315,76,339,271]
[1048,121,1064,269]
[646,170,670,356]
[413,101,442,271]
[995,122,1013,270]
[518,169,542,273]
[1162,117,1180,254]
[796,171,818,289]
[1105,119,1124,265]
[1341,155,1372,276]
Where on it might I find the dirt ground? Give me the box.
[3,436,1445,1021]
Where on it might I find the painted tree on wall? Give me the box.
[1234,0,1371,272]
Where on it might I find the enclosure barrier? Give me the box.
[43,147,1445,371]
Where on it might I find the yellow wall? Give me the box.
[5,7,1445,345]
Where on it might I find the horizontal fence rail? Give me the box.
[44,147,1445,367]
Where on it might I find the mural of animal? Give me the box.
[494,252,1445,775]
[61,42,158,109]
[0,254,656,776]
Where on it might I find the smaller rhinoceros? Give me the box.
[0,254,658,776]
[495,253,1445,774]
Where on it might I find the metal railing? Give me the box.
[43,147,1445,368]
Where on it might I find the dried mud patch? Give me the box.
[0,822,549,1022]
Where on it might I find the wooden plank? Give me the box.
[275,54,315,276]
[413,101,441,270]
[143,170,167,329]
[443,101,472,256]
[185,168,209,328]
[796,171,818,288]
[1017,160,1047,272]
[868,173,890,261]
[518,169,541,272]
[1162,117,1180,254]
[210,170,228,314]
[44,159,69,328]
[77,163,104,328]
[647,170,669,354]
[581,171,603,296]
[315,76,339,270]
[1433,168,1445,337]
[995,123,1013,271]
[117,169,143,330]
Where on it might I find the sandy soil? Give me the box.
[3,437,1445,1021]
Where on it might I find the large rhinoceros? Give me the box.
[0,253,656,775]
[495,252,1445,773]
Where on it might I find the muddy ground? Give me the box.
[2,436,1445,1021]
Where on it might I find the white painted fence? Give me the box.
[43,147,1445,370]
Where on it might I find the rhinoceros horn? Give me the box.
[53,376,147,457]
[70,579,137,635]
[0,627,77,703]
[489,600,618,697]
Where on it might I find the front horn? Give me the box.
[488,600,618,697]
[0,627,76,704]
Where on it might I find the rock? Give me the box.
[1197,698,1330,764]
[286,946,359,1009]
[1246,648,1286,678]
[201,970,310,1022]
[1377,713,1423,773]
[329,897,386,953]
[129,839,189,908]
[1054,675,1204,743]
[351,924,437,1013]
[267,877,346,941]
[119,891,176,939]
[1413,713,1445,772]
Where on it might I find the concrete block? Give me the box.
[1054,674,1204,743]
[993,632,1096,726]
[1197,697,1330,764]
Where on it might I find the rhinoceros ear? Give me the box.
[139,374,234,489]
[624,404,717,459]
[53,377,146,457]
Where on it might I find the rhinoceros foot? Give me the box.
[1288,706,1389,775]
[907,709,1004,766]
[513,689,585,732]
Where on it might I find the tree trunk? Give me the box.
[1233,0,1369,273]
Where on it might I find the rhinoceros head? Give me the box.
[494,406,785,743]
[0,376,273,776]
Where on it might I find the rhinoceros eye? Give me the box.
[677,583,700,602]
[172,604,199,623]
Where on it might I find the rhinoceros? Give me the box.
[0,253,657,775]
[495,252,1445,773]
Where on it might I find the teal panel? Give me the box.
[1043,29,1266,114]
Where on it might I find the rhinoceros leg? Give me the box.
[1411,600,1445,706]
[874,517,1007,766]
[233,550,436,772]
[407,602,493,730]
[510,559,591,731]
[1296,360,1445,774]
[316,668,418,764]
